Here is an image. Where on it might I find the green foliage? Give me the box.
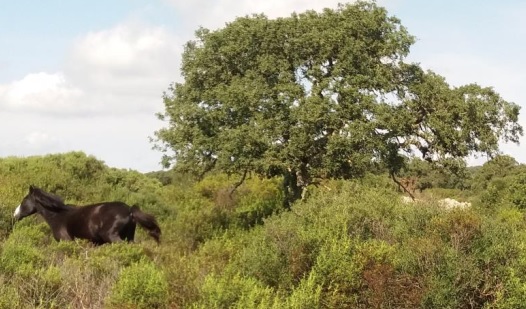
[1,150,526,307]
[0,285,19,309]
[147,169,196,187]
[160,173,284,251]
[471,155,523,191]
[19,266,65,308]
[106,260,169,309]
[0,105,525,309]
[233,176,284,228]
[0,151,165,210]
[507,173,526,210]
[154,1,522,205]
[472,165,526,211]
[87,243,149,276]
[0,225,47,277]
[194,273,275,309]
[401,157,471,191]
[282,271,322,309]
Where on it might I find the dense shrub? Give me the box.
[0,224,47,277]
[3,152,526,308]
[0,280,20,309]
[106,260,169,309]
[87,243,150,277]
[194,273,275,309]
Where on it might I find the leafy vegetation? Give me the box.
[2,2,525,308]
[0,151,525,308]
[154,1,522,204]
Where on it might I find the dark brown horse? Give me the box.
[13,185,161,245]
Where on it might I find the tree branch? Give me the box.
[198,157,217,180]
[229,168,248,197]
[390,172,415,200]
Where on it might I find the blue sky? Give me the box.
[1,0,524,171]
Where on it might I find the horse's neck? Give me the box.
[37,206,68,229]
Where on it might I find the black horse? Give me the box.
[13,185,161,245]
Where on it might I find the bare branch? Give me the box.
[390,172,415,200]
[229,168,248,197]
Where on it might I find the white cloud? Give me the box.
[0,120,66,158]
[67,22,182,95]
[0,21,180,171]
[0,111,164,172]
[24,131,60,148]
[0,72,84,115]
[66,21,183,115]
[0,21,183,117]
[414,52,524,102]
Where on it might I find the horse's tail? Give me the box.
[130,205,161,243]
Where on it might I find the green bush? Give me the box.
[507,173,526,210]
[0,225,47,277]
[87,243,149,277]
[194,273,274,309]
[193,174,285,228]
[233,228,290,288]
[17,266,64,309]
[106,260,169,309]
[310,238,362,307]
[234,177,284,228]
[0,283,20,309]
[6,151,526,308]
[281,271,322,309]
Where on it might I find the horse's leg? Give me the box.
[101,232,123,244]
[53,227,72,242]
[98,223,124,244]
[99,214,133,244]
[122,222,136,242]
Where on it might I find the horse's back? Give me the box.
[66,201,133,242]
[73,201,131,216]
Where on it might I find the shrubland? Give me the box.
[2,2,524,308]
[0,152,526,308]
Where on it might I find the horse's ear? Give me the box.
[29,185,35,192]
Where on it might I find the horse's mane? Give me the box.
[31,186,73,211]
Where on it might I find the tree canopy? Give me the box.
[154,1,522,203]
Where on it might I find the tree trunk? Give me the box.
[282,170,303,209]
[282,165,311,208]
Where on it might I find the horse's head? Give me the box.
[14,185,67,220]
[13,185,39,220]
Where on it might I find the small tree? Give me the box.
[154,2,522,205]
[471,154,523,191]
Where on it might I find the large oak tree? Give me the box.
[154,2,522,204]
